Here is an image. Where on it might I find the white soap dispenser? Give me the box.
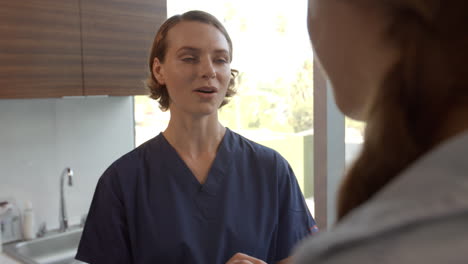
[22,200,35,240]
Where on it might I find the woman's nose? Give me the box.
[200,59,216,79]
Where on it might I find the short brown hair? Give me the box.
[145,10,238,111]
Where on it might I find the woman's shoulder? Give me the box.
[227,129,284,158]
[294,130,468,264]
[100,133,166,182]
[115,133,165,165]
[294,211,468,264]
[226,129,293,171]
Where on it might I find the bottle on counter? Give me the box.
[22,201,35,240]
[1,201,12,252]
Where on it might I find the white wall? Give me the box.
[0,96,134,231]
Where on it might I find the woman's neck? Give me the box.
[163,113,226,158]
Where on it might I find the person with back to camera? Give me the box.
[293,0,468,263]
[75,10,317,264]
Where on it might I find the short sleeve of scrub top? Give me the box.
[76,128,317,264]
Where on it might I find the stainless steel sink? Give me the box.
[3,227,84,264]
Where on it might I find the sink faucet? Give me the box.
[59,167,73,232]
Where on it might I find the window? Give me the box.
[345,117,365,165]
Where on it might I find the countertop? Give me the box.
[0,253,20,264]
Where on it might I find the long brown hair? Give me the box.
[145,10,238,111]
[337,0,468,221]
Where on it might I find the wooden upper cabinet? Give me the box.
[0,0,166,98]
[81,0,166,96]
[0,1,83,98]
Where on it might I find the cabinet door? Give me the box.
[81,0,166,96]
[0,1,83,98]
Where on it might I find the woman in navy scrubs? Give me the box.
[76,10,316,264]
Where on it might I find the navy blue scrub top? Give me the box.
[76,128,317,264]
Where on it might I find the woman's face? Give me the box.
[307,0,398,120]
[153,21,231,117]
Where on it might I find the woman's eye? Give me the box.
[182,57,197,63]
[215,58,228,64]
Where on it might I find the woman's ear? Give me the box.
[152,57,165,85]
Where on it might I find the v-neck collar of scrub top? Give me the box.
[159,128,235,197]
[295,130,468,257]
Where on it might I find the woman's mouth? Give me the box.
[194,86,217,94]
